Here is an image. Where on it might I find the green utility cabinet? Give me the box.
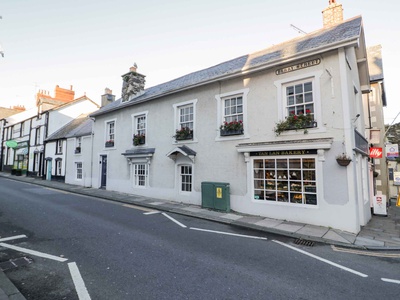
[201,182,230,212]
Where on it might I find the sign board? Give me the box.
[373,195,387,216]
[5,140,18,148]
[369,147,383,158]
[386,144,399,158]
[275,58,321,75]
[394,172,400,186]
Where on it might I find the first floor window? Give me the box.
[133,163,147,187]
[253,157,317,205]
[285,80,314,117]
[76,162,83,179]
[180,165,192,192]
[106,121,115,141]
[223,95,243,123]
[56,140,63,154]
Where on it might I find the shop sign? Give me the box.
[250,149,317,156]
[275,58,321,75]
[369,147,383,158]
[5,140,18,148]
[386,144,399,158]
[394,172,400,186]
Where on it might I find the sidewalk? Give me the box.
[1,172,399,299]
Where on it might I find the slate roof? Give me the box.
[46,115,93,141]
[91,16,363,118]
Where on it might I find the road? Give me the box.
[0,177,399,299]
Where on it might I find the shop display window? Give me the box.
[253,157,317,205]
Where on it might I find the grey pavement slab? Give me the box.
[255,218,284,228]
[180,207,205,213]
[296,225,329,238]
[355,236,385,247]
[219,213,243,221]
[322,230,353,244]
[274,222,304,233]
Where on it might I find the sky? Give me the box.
[0,0,399,124]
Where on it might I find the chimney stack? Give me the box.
[121,63,146,102]
[101,88,116,107]
[322,0,343,27]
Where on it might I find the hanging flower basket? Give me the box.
[336,154,352,166]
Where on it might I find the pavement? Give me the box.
[0,171,399,299]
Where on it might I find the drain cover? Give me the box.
[0,257,33,271]
[294,239,315,247]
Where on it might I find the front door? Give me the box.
[100,155,107,188]
[46,160,52,181]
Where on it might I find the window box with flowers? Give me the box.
[133,134,146,146]
[173,127,193,141]
[274,110,317,136]
[74,147,81,154]
[220,120,244,136]
[105,140,114,148]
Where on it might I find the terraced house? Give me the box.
[90,2,374,233]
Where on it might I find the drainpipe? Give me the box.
[89,117,95,188]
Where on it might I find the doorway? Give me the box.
[100,155,107,188]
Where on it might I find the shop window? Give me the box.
[253,157,317,205]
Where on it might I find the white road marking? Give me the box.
[122,204,155,212]
[143,211,160,215]
[381,278,400,284]
[273,240,368,278]
[0,242,68,262]
[0,235,27,242]
[161,213,187,228]
[190,227,268,240]
[68,262,91,300]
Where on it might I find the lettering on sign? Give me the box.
[369,147,383,158]
[250,149,317,157]
[276,59,321,75]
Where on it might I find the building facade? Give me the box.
[89,12,372,233]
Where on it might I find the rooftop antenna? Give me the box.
[290,24,307,35]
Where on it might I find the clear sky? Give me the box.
[0,0,399,124]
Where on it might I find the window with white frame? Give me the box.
[275,71,322,133]
[253,156,317,205]
[223,95,243,123]
[55,159,62,176]
[135,115,146,136]
[76,137,82,148]
[56,140,63,154]
[285,80,314,117]
[173,100,197,142]
[35,128,41,145]
[76,162,83,179]
[180,165,192,192]
[106,121,115,142]
[216,89,248,138]
[133,163,148,187]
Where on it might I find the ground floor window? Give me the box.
[55,159,62,176]
[76,162,83,179]
[180,165,192,192]
[253,157,317,205]
[133,163,147,187]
